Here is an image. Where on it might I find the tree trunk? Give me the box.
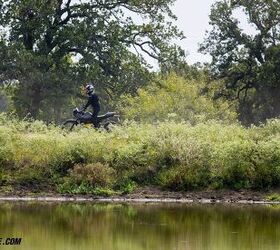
[29,85,42,119]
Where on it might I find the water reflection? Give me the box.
[0,202,279,250]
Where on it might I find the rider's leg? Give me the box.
[92,109,100,128]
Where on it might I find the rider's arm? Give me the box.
[82,98,90,111]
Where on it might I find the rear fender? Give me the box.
[105,112,116,118]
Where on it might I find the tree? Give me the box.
[200,0,280,124]
[0,0,184,119]
[0,91,8,112]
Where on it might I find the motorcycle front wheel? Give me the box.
[62,119,78,131]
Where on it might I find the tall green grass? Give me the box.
[0,113,280,194]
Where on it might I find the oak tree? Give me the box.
[0,0,184,119]
[200,0,280,124]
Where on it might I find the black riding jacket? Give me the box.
[83,93,100,113]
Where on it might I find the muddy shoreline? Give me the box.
[0,197,279,205]
[0,187,279,204]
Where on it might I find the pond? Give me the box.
[0,202,280,250]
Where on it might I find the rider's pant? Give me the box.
[92,109,100,128]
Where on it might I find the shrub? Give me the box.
[119,74,237,124]
[115,179,137,194]
[15,166,48,187]
[69,163,116,188]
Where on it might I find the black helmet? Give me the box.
[85,83,94,94]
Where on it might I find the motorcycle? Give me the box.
[62,108,120,131]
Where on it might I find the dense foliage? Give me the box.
[200,0,280,124]
[1,114,280,194]
[119,73,236,124]
[1,0,280,195]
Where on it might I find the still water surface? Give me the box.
[0,202,280,250]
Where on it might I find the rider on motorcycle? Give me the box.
[82,83,100,127]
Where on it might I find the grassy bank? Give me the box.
[0,114,280,195]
